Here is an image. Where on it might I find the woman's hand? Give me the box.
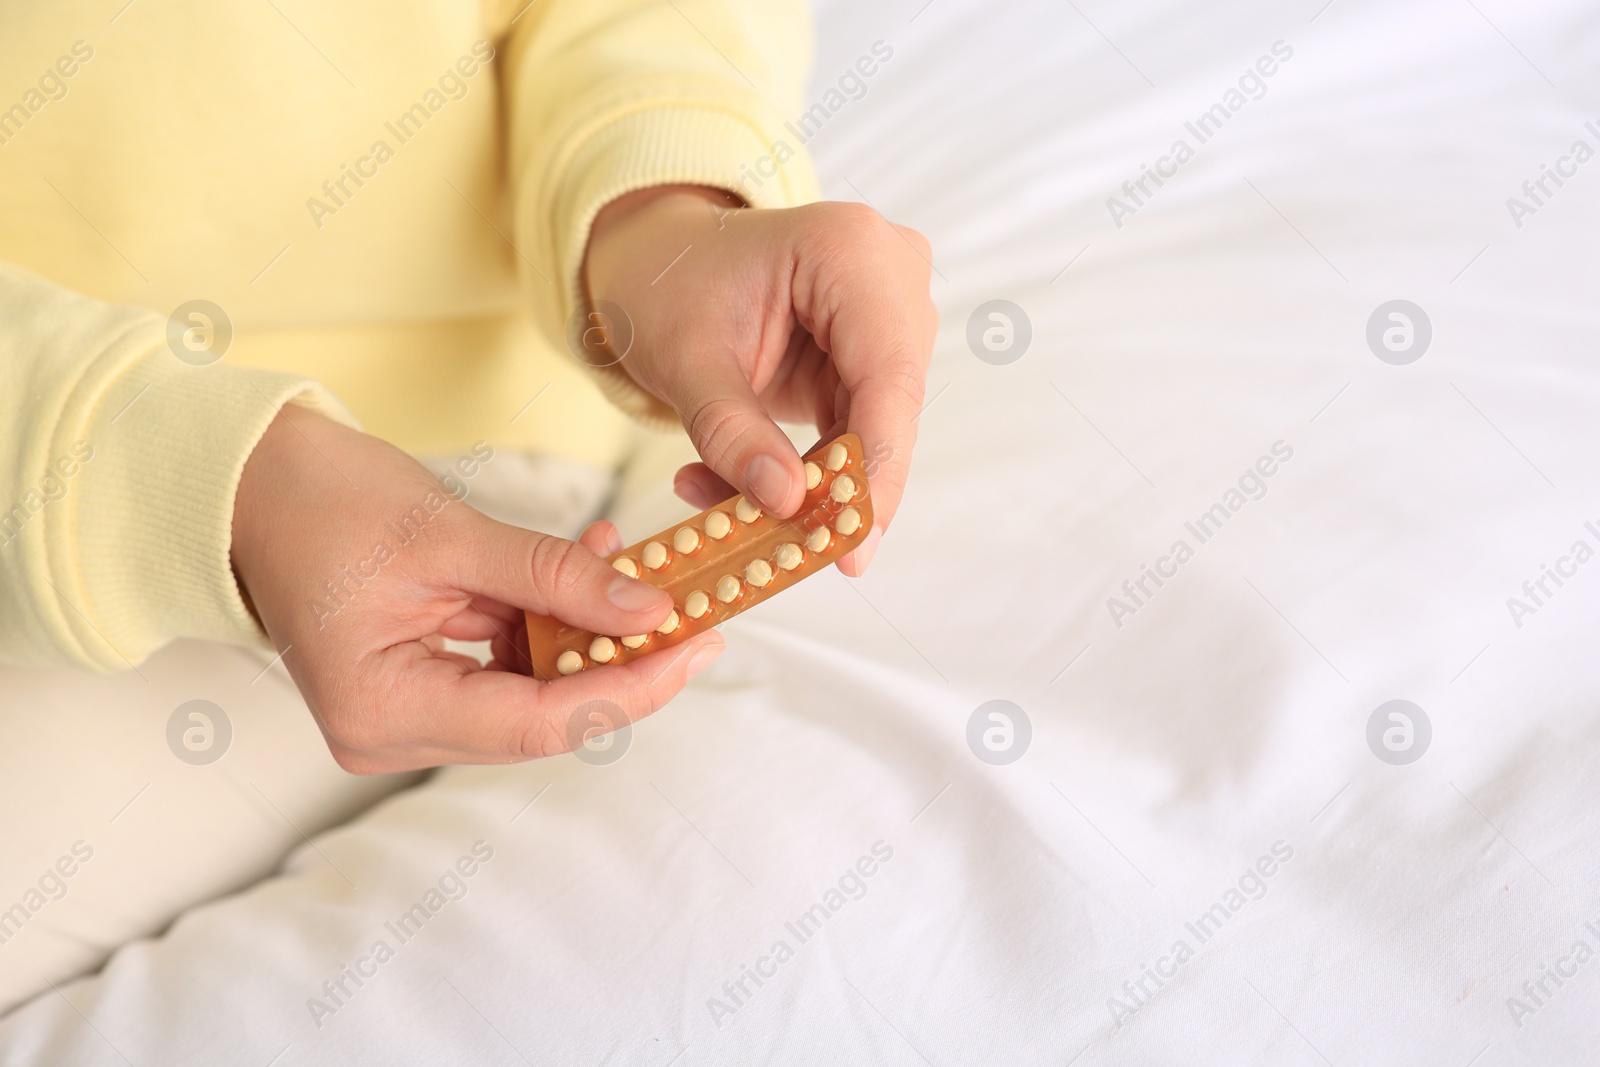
[583,186,937,576]
[230,406,723,773]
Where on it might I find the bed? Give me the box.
[5,0,1599,1062]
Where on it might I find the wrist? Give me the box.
[229,406,333,623]
[581,185,743,407]
[588,184,740,247]
[583,185,741,294]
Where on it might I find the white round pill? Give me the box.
[642,541,669,570]
[705,511,732,540]
[745,559,774,588]
[556,650,584,675]
[589,636,616,664]
[830,475,857,503]
[716,575,742,603]
[735,497,761,523]
[835,506,862,536]
[621,634,648,650]
[656,609,681,635]
[804,462,822,490]
[612,557,639,578]
[685,591,710,619]
[806,526,831,553]
[674,526,700,554]
[825,442,849,471]
[775,543,804,571]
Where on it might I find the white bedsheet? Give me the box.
[6,0,1600,1062]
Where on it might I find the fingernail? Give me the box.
[743,454,792,513]
[603,525,624,555]
[851,526,883,574]
[675,477,712,510]
[607,575,666,612]
[686,640,724,679]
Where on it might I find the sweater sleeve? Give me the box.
[501,0,822,427]
[0,263,357,671]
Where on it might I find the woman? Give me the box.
[0,0,935,1012]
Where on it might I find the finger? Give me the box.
[796,209,934,535]
[488,615,530,673]
[835,525,884,578]
[454,516,672,636]
[815,362,845,438]
[672,463,736,510]
[488,628,523,673]
[427,646,485,672]
[832,384,875,578]
[754,330,839,431]
[463,596,524,626]
[379,629,726,767]
[438,609,506,642]
[671,357,806,518]
[435,596,523,642]
[820,333,901,578]
[832,367,923,577]
[466,525,632,672]
[579,520,624,555]
[469,599,538,670]
[827,326,927,538]
[800,223,934,566]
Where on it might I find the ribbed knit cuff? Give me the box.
[46,328,356,670]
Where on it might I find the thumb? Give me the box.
[674,357,806,518]
[454,514,673,636]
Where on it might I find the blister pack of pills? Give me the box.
[525,433,875,679]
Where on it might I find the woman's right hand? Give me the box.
[229,405,723,773]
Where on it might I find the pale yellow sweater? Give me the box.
[0,0,819,671]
